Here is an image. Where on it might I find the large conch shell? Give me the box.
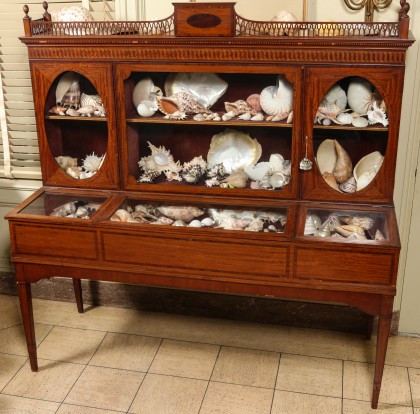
[157,92,211,119]
[332,140,352,184]
[207,129,262,174]
[260,75,294,119]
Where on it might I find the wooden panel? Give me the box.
[102,231,289,279]
[293,247,395,285]
[12,224,98,260]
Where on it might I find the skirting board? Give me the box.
[0,271,399,335]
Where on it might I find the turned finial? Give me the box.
[42,1,51,21]
[399,0,410,16]
[23,5,29,18]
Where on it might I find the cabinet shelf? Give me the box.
[313,124,387,132]
[45,115,108,122]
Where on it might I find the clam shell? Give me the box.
[321,84,347,110]
[133,77,155,107]
[260,75,293,116]
[347,77,374,115]
[332,140,352,184]
[316,139,337,175]
[354,151,384,189]
[207,129,262,174]
[352,116,369,128]
[164,72,228,109]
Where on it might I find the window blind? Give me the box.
[0,0,114,180]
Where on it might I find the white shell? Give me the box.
[201,217,214,227]
[304,215,317,235]
[367,102,389,127]
[321,84,347,110]
[269,172,286,189]
[316,139,337,175]
[244,162,272,181]
[269,153,284,171]
[355,169,377,191]
[347,77,374,115]
[270,10,298,35]
[189,219,202,228]
[352,116,369,128]
[260,75,293,116]
[56,72,79,104]
[354,151,384,183]
[82,152,104,173]
[336,113,353,125]
[137,101,157,117]
[165,72,228,109]
[133,77,155,107]
[207,129,262,174]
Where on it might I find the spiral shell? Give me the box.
[260,75,293,116]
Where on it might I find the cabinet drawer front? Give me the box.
[12,224,98,260]
[102,232,288,279]
[293,247,395,285]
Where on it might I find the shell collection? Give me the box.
[305,212,386,241]
[48,200,102,219]
[137,129,291,190]
[133,72,293,123]
[50,72,106,117]
[315,77,388,127]
[110,203,287,233]
[316,139,383,193]
[55,152,105,180]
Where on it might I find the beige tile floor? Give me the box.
[0,293,420,413]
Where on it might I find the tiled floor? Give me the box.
[0,293,420,413]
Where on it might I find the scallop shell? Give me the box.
[207,129,262,174]
[332,140,352,184]
[164,72,228,109]
[260,75,293,116]
[339,176,357,193]
[347,77,374,115]
[351,116,369,128]
[316,139,337,175]
[321,84,347,110]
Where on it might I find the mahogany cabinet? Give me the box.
[5,2,414,408]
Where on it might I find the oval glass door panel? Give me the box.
[314,76,388,193]
[45,71,108,180]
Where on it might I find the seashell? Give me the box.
[156,206,204,222]
[137,101,158,117]
[238,113,252,121]
[206,163,228,187]
[332,140,352,184]
[61,78,81,109]
[354,151,384,190]
[189,220,202,228]
[347,77,375,115]
[375,229,385,240]
[164,72,227,109]
[244,162,272,181]
[133,77,156,107]
[316,221,331,238]
[339,176,357,193]
[224,100,256,116]
[207,129,262,174]
[181,156,207,184]
[335,224,365,237]
[311,214,321,230]
[65,166,83,179]
[304,215,317,235]
[340,216,374,230]
[200,217,213,227]
[260,75,293,116]
[245,218,264,232]
[336,113,353,125]
[65,108,79,117]
[367,101,389,127]
[49,105,66,116]
[56,72,80,106]
[80,93,102,108]
[193,113,206,121]
[322,118,332,126]
[172,220,187,227]
[55,156,78,170]
[323,214,340,232]
[270,10,298,36]
[246,94,261,112]
[82,152,104,173]
[220,170,249,188]
[152,216,174,226]
[110,209,131,222]
[322,172,341,192]
[75,206,88,218]
[268,172,286,189]
[157,92,211,119]
[316,139,337,175]
[321,84,347,110]
[352,116,369,128]
[76,105,96,117]
[251,113,264,121]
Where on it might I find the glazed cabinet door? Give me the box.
[115,63,301,201]
[30,62,119,189]
[300,66,405,204]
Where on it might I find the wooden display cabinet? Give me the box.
[5,2,414,408]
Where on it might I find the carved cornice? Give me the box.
[26,45,408,65]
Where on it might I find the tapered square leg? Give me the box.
[72,278,84,313]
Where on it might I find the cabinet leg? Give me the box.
[366,314,375,340]
[72,278,84,313]
[17,281,38,372]
[371,297,393,409]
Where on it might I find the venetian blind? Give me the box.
[0,0,114,180]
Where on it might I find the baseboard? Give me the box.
[0,271,398,335]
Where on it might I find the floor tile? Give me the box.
[343,399,414,413]
[346,334,376,363]
[386,335,420,368]
[343,361,411,406]
[0,323,52,356]
[409,367,420,407]
[0,394,60,413]
[276,354,343,397]
[0,295,21,330]
[149,339,219,380]
[211,346,279,388]
[64,365,144,411]
[37,326,106,364]
[271,390,341,414]
[286,327,349,359]
[129,373,207,414]
[415,409,420,414]
[57,404,122,414]
[200,382,273,414]
[89,332,161,372]
[3,358,84,403]
[0,353,27,391]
